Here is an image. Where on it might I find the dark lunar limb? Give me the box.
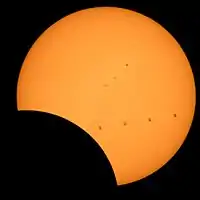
[6,111,117,198]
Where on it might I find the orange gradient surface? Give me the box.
[17,7,196,185]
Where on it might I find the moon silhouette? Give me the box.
[10,110,117,197]
[17,7,196,185]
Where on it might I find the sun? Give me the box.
[17,7,196,185]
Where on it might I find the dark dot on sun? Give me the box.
[123,121,127,126]
[148,118,151,122]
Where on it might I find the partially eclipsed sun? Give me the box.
[17,7,196,185]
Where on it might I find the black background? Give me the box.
[3,1,199,198]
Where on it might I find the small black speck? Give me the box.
[174,114,177,117]
[125,64,128,67]
[148,118,151,122]
[123,121,127,126]
[98,125,102,130]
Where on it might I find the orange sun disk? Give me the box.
[17,7,196,185]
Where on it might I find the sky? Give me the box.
[4,1,199,198]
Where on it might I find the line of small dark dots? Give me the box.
[97,114,177,130]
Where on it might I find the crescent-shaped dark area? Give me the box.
[7,110,117,197]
